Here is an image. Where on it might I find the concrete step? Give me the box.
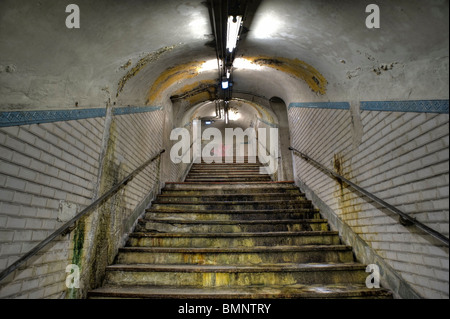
[189,167,260,174]
[127,231,341,248]
[161,189,302,196]
[185,174,269,180]
[189,168,262,172]
[184,177,272,182]
[144,208,322,221]
[116,245,354,265]
[188,168,263,172]
[155,193,306,203]
[151,200,314,211]
[162,182,300,195]
[138,218,329,233]
[165,181,296,186]
[88,284,393,299]
[193,162,262,166]
[102,263,369,287]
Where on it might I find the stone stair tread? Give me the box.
[166,181,296,185]
[156,193,305,198]
[189,169,262,172]
[119,245,352,253]
[154,200,310,205]
[188,171,264,173]
[145,208,319,213]
[89,283,392,299]
[142,218,327,224]
[164,182,296,187]
[129,231,339,238]
[105,263,366,273]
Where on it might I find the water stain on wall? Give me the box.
[333,153,363,236]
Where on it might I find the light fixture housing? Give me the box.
[221,75,229,90]
[226,68,231,79]
[226,15,242,53]
[221,80,229,90]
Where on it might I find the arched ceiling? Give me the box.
[0,0,448,115]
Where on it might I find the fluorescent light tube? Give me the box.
[227,15,242,53]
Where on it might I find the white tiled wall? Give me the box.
[0,108,167,299]
[289,105,449,298]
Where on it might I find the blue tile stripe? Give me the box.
[257,118,279,128]
[360,100,449,114]
[112,106,163,116]
[288,102,350,110]
[0,106,163,127]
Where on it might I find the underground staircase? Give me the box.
[88,160,393,299]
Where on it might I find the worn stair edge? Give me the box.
[105,263,367,273]
[141,218,327,225]
[155,193,306,200]
[145,208,320,214]
[116,246,355,264]
[128,231,340,238]
[118,245,352,253]
[138,219,328,232]
[88,284,393,299]
[166,181,296,185]
[154,200,311,204]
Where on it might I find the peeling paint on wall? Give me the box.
[247,56,328,95]
[372,62,399,75]
[119,59,132,70]
[171,80,217,105]
[116,45,177,97]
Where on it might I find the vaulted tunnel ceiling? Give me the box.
[0,0,448,120]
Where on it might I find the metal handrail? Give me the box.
[289,146,449,247]
[0,149,165,282]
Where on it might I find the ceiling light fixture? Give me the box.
[221,80,229,90]
[226,15,242,53]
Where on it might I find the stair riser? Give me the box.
[187,174,267,178]
[144,211,321,221]
[188,170,262,174]
[127,234,341,248]
[104,269,368,287]
[138,222,328,233]
[155,195,306,203]
[152,203,313,211]
[163,184,297,191]
[184,178,272,182]
[189,167,260,174]
[116,250,354,265]
[185,174,269,178]
[193,164,262,167]
[161,189,301,196]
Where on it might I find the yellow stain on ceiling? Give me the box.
[146,61,212,104]
[246,56,328,95]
